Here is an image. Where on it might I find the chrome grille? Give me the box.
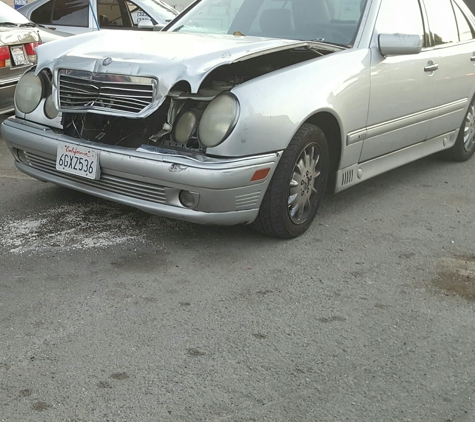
[58,69,156,115]
[23,151,167,204]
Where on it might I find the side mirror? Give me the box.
[378,33,423,56]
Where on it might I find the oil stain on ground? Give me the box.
[433,256,475,301]
[31,401,51,411]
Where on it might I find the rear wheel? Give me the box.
[251,123,329,239]
[442,97,475,162]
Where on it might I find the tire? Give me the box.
[251,123,329,239]
[442,97,475,162]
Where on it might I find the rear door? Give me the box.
[423,0,475,139]
[361,0,437,162]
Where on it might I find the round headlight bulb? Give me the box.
[15,71,44,114]
[175,111,197,144]
[199,94,239,148]
[44,94,59,119]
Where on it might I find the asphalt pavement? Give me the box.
[1,112,475,421]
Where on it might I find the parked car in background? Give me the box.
[0,2,69,114]
[3,0,475,238]
[0,3,43,114]
[0,27,39,114]
[18,0,179,34]
[0,1,70,43]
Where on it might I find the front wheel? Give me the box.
[251,123,329,239]
[442,97,475,162]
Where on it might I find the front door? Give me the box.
[360,0,437,162]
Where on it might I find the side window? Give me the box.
[52,0,89,27]
[424,0,458,45]
[98,0,136,28]
[30,0,54,25]
[453,2,474,41]
[98,0,125,27]
[374,0,424,39]
[126,1,152,26]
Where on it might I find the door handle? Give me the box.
[470,55,475,62]
[424,61,439,72]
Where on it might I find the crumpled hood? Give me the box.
[36,30,308,97]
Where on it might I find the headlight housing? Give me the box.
[44,94,59,120]
[15,70,45,114]
[198,93,239,148]
[175,110,198,144]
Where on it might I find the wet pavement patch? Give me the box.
[252,333,267,339]
[110,372,130,380]
[433,256,475,301]
[187,348,206,357]
[317,316,346,323]
[31,401,51,411]
[97,381,113,388]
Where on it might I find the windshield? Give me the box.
[0,1,32,25]
[166,0,366,45]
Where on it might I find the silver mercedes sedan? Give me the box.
[2,0,475,238]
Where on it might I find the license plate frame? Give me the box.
[56,143,101,180]
[10,46,29,66]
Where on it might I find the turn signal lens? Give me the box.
[251,168,271,181]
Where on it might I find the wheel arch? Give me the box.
[304,111,342,193]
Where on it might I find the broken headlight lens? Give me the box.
[199,93,239,148]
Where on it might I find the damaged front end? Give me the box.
[20,43,330,154]
[3,39,337,226]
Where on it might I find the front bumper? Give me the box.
[2,117,282,225]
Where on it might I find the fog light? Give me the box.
[179,190,199,209]
[175,111,197,144]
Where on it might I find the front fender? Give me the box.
[207,48,371,158]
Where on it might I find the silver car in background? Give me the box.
[0,1,70,44]
[2,0,475,238]
[17,0,178,34]
[0,3,42,114]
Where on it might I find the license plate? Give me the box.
[56,143,100,180]
[10,47,29,66]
